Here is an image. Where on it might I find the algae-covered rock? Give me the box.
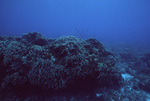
[0,32,122,90]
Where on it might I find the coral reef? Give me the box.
[1,33,150,100]
[0,32,122,91]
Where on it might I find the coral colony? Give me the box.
[0,32,150,100]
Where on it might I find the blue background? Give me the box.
[0,0,150,46]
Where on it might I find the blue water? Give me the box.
[0,0,150,46]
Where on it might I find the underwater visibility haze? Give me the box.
[0,0,150,46]
[0,0,150,101]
